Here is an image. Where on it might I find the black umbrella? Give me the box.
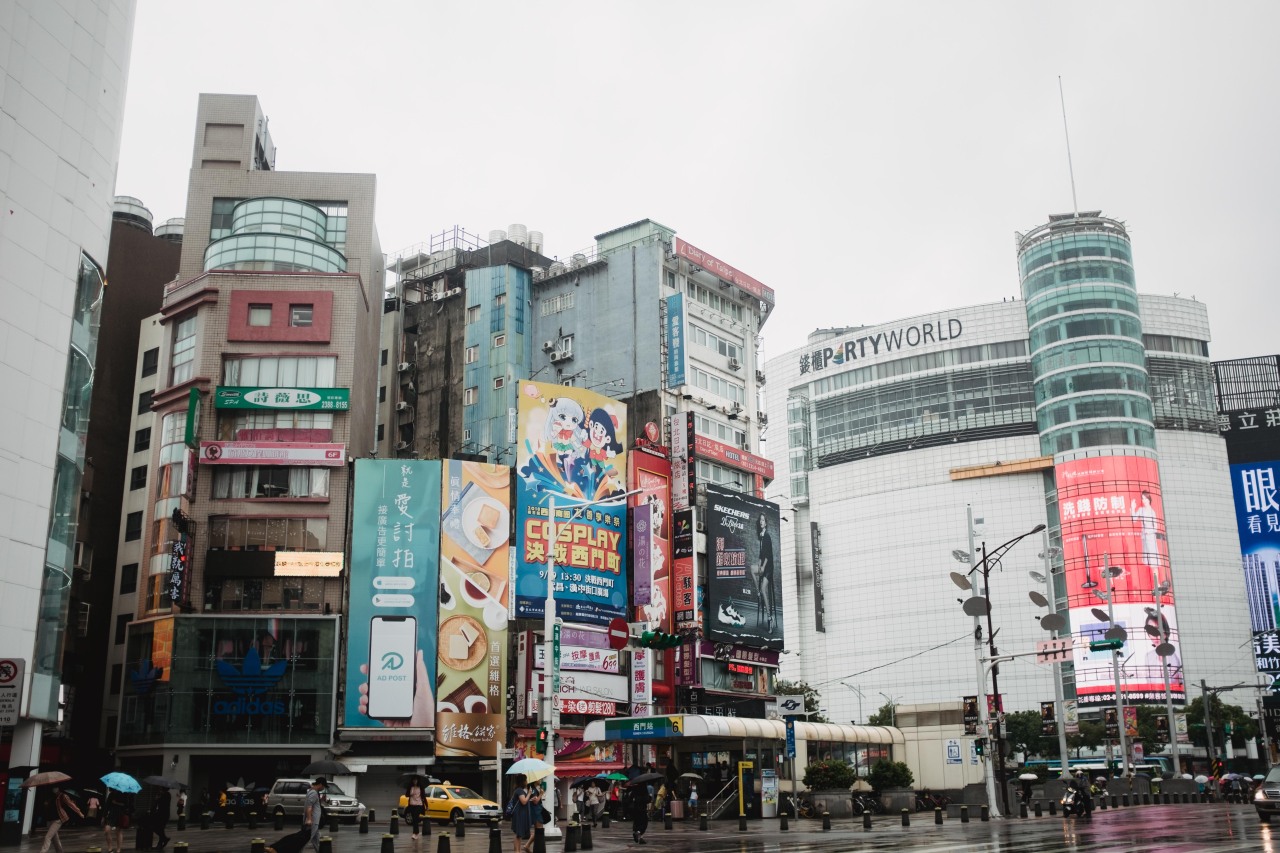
[570,776,608,789]
[396,773,440,788]
[143,776,184,789]
[302,760,351,776]
[624,772,664,788]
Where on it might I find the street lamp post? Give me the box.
[951,512,1046,819]
[1028,533,1071,778]
[878,692,900,728]
[541,488,639,837]
[1090,552,1131,777]
[1150,565,1181,774]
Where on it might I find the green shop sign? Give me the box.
[604,716,684,740]
[215,386,350,411]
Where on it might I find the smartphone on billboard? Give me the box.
[368,616,416,719]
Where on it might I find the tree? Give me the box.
[802,759,857,790]
[1068,721,1105,757]
[1185,694,1257,749]
[868,702,895,727]
[1002,710,1048,758]
[773,679,829,723]
[867,759,914,792]
[1135,705,1170,752]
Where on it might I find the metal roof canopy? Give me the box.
[582,715,903,745]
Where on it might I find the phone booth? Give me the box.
[1,771,26,846]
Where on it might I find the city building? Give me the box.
[766,212,1254,757]
[0,0,136,830]
[113,93,384,792]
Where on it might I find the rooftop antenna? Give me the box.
[1058,76,1079,218]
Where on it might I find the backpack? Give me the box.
[504,789,521,820]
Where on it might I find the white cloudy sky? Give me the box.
[116,1,1278,362]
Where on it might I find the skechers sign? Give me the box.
[214,648,289,716]
[799,318,963,373]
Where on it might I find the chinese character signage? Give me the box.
[669,413,695,511]
[630,449,673,632]
[673,237,775,307]
[435,460,511,755]
[345,460,441,730]
[515,381,628,625]
[665,293,687,389]
[1231,460,1280,673]
[604,715,683,740]
[704,485,783,650]
[673,508,698,631]
[200,441,345,466]
[1055,456,1184,706]
[797,318,963,373]
[215,386,351,410]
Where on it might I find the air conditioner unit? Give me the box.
[550,350,572,363]
[757,412,768,426]
[727,358,741,371]
[696,521,706,533]
[394,441,412,451]
[432,291,447,302]
[397,362,413,373]
[396,402,411,412]
[542,341,556,353]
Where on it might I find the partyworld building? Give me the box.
[765,212,1257,735]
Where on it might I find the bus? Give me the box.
[1022,756,1173,777]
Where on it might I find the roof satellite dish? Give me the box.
[1145,623,1163,637]
[1105,566,1124,578]
[1040,613,1067,632]
[1091,608,1111,623]
[1029,571,1046,583]
[1155,642,1176,657]
[963,596,991,617]
[1028,591,1049,607]
[1104,626,1128,641]
[950,571,972,591]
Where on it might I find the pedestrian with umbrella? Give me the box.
[625,776,655,845]
[20,775,81,853]
[148,783,172,851]
[102,787,136,853]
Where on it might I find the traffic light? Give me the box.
[1089,639,1124,652]
[974,738,986,756]
[535,727,548,755]
[639,629,682,650]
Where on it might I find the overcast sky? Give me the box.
[116,1,1277,362]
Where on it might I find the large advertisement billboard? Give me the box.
[345,460,441,730]
[1055,456,1184,706]
[704,485,783,650]
[515,381,628,625]
[665,294,687,389]
[630,449,673,631]
[437,460,510,756]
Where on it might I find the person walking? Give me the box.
[629,783,650,845]
[39,785,83,853]
[687,784,698,818]
[585,783,601,825]
[104,790,129,853]
[508,776,537,853]
[404,776,425,839]
[150,788,171,851]
[303,778,326,853]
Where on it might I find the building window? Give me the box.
[171,314,197,384]
[493,377,505,389]
[248,304,272,326]
[379,386,387,403]
[463,429,471,442]
[465,346,478,364]
[134,428,152,453]
[211,466,331,499]
[464,387,477,406]
[666,270,677,289]
[125,511,143,541]
[137,390,153,414]
[223,356,337,386]
[205,516,328,550]
[141,347,159,377]
[467,306,481,324]
[129,466,148,491]
[290,304,314,327]
[109,663,122,696]
[381,349,389,366]
[493,334,506,348]
[120,562,138,594]
[376,423,385,442]
[495,293,507,307]
[540,292,575,316]
[560,334,574,355]
[114,614,129,644]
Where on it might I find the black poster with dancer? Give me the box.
[705,485,782,650]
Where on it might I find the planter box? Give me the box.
[879,788,914,813]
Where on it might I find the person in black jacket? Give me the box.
[149,789,171,851]
[1071,772,1093,818]
[629,785,650,845]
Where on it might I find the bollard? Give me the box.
[864,810,873,830]
[580,821,593,851]
[699,814,708,831]
[251,838,266,853]
[1099,795,1107,810]
[1110,795,1118,809]
[934,807,943,825]
[488,821,503,853]
[422,813,431,837]
[369,809,376,823]
[1034,801,1042,818]
[821,811,830,831]
[1019,802,1027,819]
[360,815,369,834]
[1162,793,1170,805]
[1143,793,1150,805]
[532,824,545,853]
[381,835,395,853]
[174,844,188,853]
[564,822,579,853]
[1050,798,1058,815]
[1121,794,1129,807]
[274,812,284,832]
[738,814,747,832]
[225,814,235,830]
[601,813,610,830]
[664,811,672,831]
[249,812,258,830]
[454,817,465,839]
[177,814,187,832]
[390,815,399,836]
[330,814,339,833]
[900,808,909,827]
[438,832,453,853]
[779,812,788,831]
[318,837,333,853]
[200,812,211,831]
[980,804,989,822]
[959,806,968,824]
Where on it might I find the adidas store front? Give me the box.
[117,615,339,793]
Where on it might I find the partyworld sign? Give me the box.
[799,317,963,373]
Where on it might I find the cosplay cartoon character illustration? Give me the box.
[587,408,623,465]
[545,397,588,481]
[519,385,625,502]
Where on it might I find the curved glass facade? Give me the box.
[203,198,346,273]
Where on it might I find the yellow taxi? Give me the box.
[424,782,502,823]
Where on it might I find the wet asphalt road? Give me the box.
[24,803,1280,853]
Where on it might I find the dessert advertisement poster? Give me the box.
[436,460,511,756]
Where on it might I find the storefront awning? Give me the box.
[582,715,903,745]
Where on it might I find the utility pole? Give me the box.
[1203,680,1217,771]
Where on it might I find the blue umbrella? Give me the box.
[101,772,141,793]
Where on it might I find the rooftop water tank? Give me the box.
[112,196,153,233]
[489,229,507,244]
[528,230,544,254]
[508,223,528,247]
[154,217,185,243]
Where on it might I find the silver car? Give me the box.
[266,779,364,822]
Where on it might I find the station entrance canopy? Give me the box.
[583,715,904,746]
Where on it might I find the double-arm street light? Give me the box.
[1028,533,1071,778]
[951,510,1045,818]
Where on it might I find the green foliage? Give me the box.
[1068,721,1105,756]
[1135,705,1169,751]
[867,759,914,792]
[1002,710,1047,758]
[1185,694,1256,748]
[802,759,858,790]
[867,702,895,727]
[772,679,829,723]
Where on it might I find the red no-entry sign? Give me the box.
[608,618,629,651]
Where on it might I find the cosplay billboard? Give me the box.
[515,381,628,625]
[345,460,441,729]
[704,484,783,650]
[1055,456,1184,706]
[437,460,511,756]
[630,449,673,632]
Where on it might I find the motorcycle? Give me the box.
[1060,788,1079,817]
